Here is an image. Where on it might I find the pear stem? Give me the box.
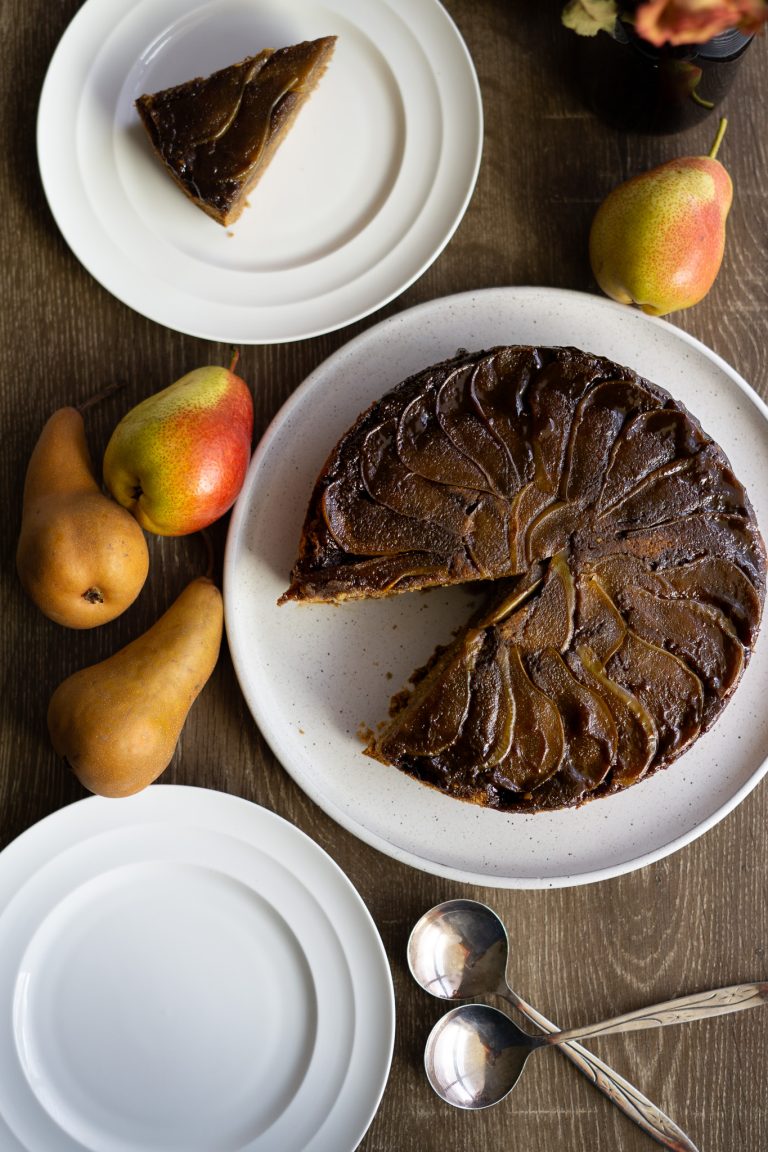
[708,117,728,161]
[76,380,126,413]
[229,348,240,374]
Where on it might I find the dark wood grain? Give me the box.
[1,3,767,1151]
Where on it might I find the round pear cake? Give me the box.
[281,345,766,812]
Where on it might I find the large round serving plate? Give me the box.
[0,786,394,1151]
[224,286,768,888]
[37,0,481,343]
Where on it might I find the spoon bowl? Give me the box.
[425,1003,533,1109]
[407,898,508,1001]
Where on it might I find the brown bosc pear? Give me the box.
[48,577,224,797]
[17,407,150,627]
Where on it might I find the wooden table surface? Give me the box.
[2,3,767,1150]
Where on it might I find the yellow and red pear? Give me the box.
[103,356,253,536]
[589,118,733,317]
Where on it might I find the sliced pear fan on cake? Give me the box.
[281,346,766,813]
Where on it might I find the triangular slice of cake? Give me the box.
[135,37,336,226]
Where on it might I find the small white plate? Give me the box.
[36,0,482,343]
[0,787,394,1152]
[224,286,768,888]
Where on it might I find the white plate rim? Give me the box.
[35,0,483,344]
[0,785,395,1152]
[223,285,768,889]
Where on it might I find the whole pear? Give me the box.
[589,118,732,316]
[17,407,149,628]
[48,577,223,797]
[103,357,253,536]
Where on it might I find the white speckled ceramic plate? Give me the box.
[0,787,394,1151]
[224,287,768,888]
[36,0,481,343]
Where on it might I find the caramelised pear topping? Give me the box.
[283,345,766,812]
[136,38,336,226]
[572,645,658,790]
[606,631,705,760]
[620,587,744,707]
[662,557,763,646]
[375,631,484,763]
[573,573,627,664]
[496,553,575,653]
[562,379,662,505]
[529,648,617,793]
[492,646,565,794]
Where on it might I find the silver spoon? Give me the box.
[426,983,768,1111]
[409,899,698,1151]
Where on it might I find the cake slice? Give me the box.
[135,37,336,226]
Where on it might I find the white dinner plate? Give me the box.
[0,786,394,1152]
[36,0,482,343]
[224,286,768,888]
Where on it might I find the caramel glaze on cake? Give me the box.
[136,37,336,226]
[280,345,766,812]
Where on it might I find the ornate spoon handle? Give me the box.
[501,988,699,1152]
[545,981,768,1046]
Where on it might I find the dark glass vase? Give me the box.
[576,22,753,134]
